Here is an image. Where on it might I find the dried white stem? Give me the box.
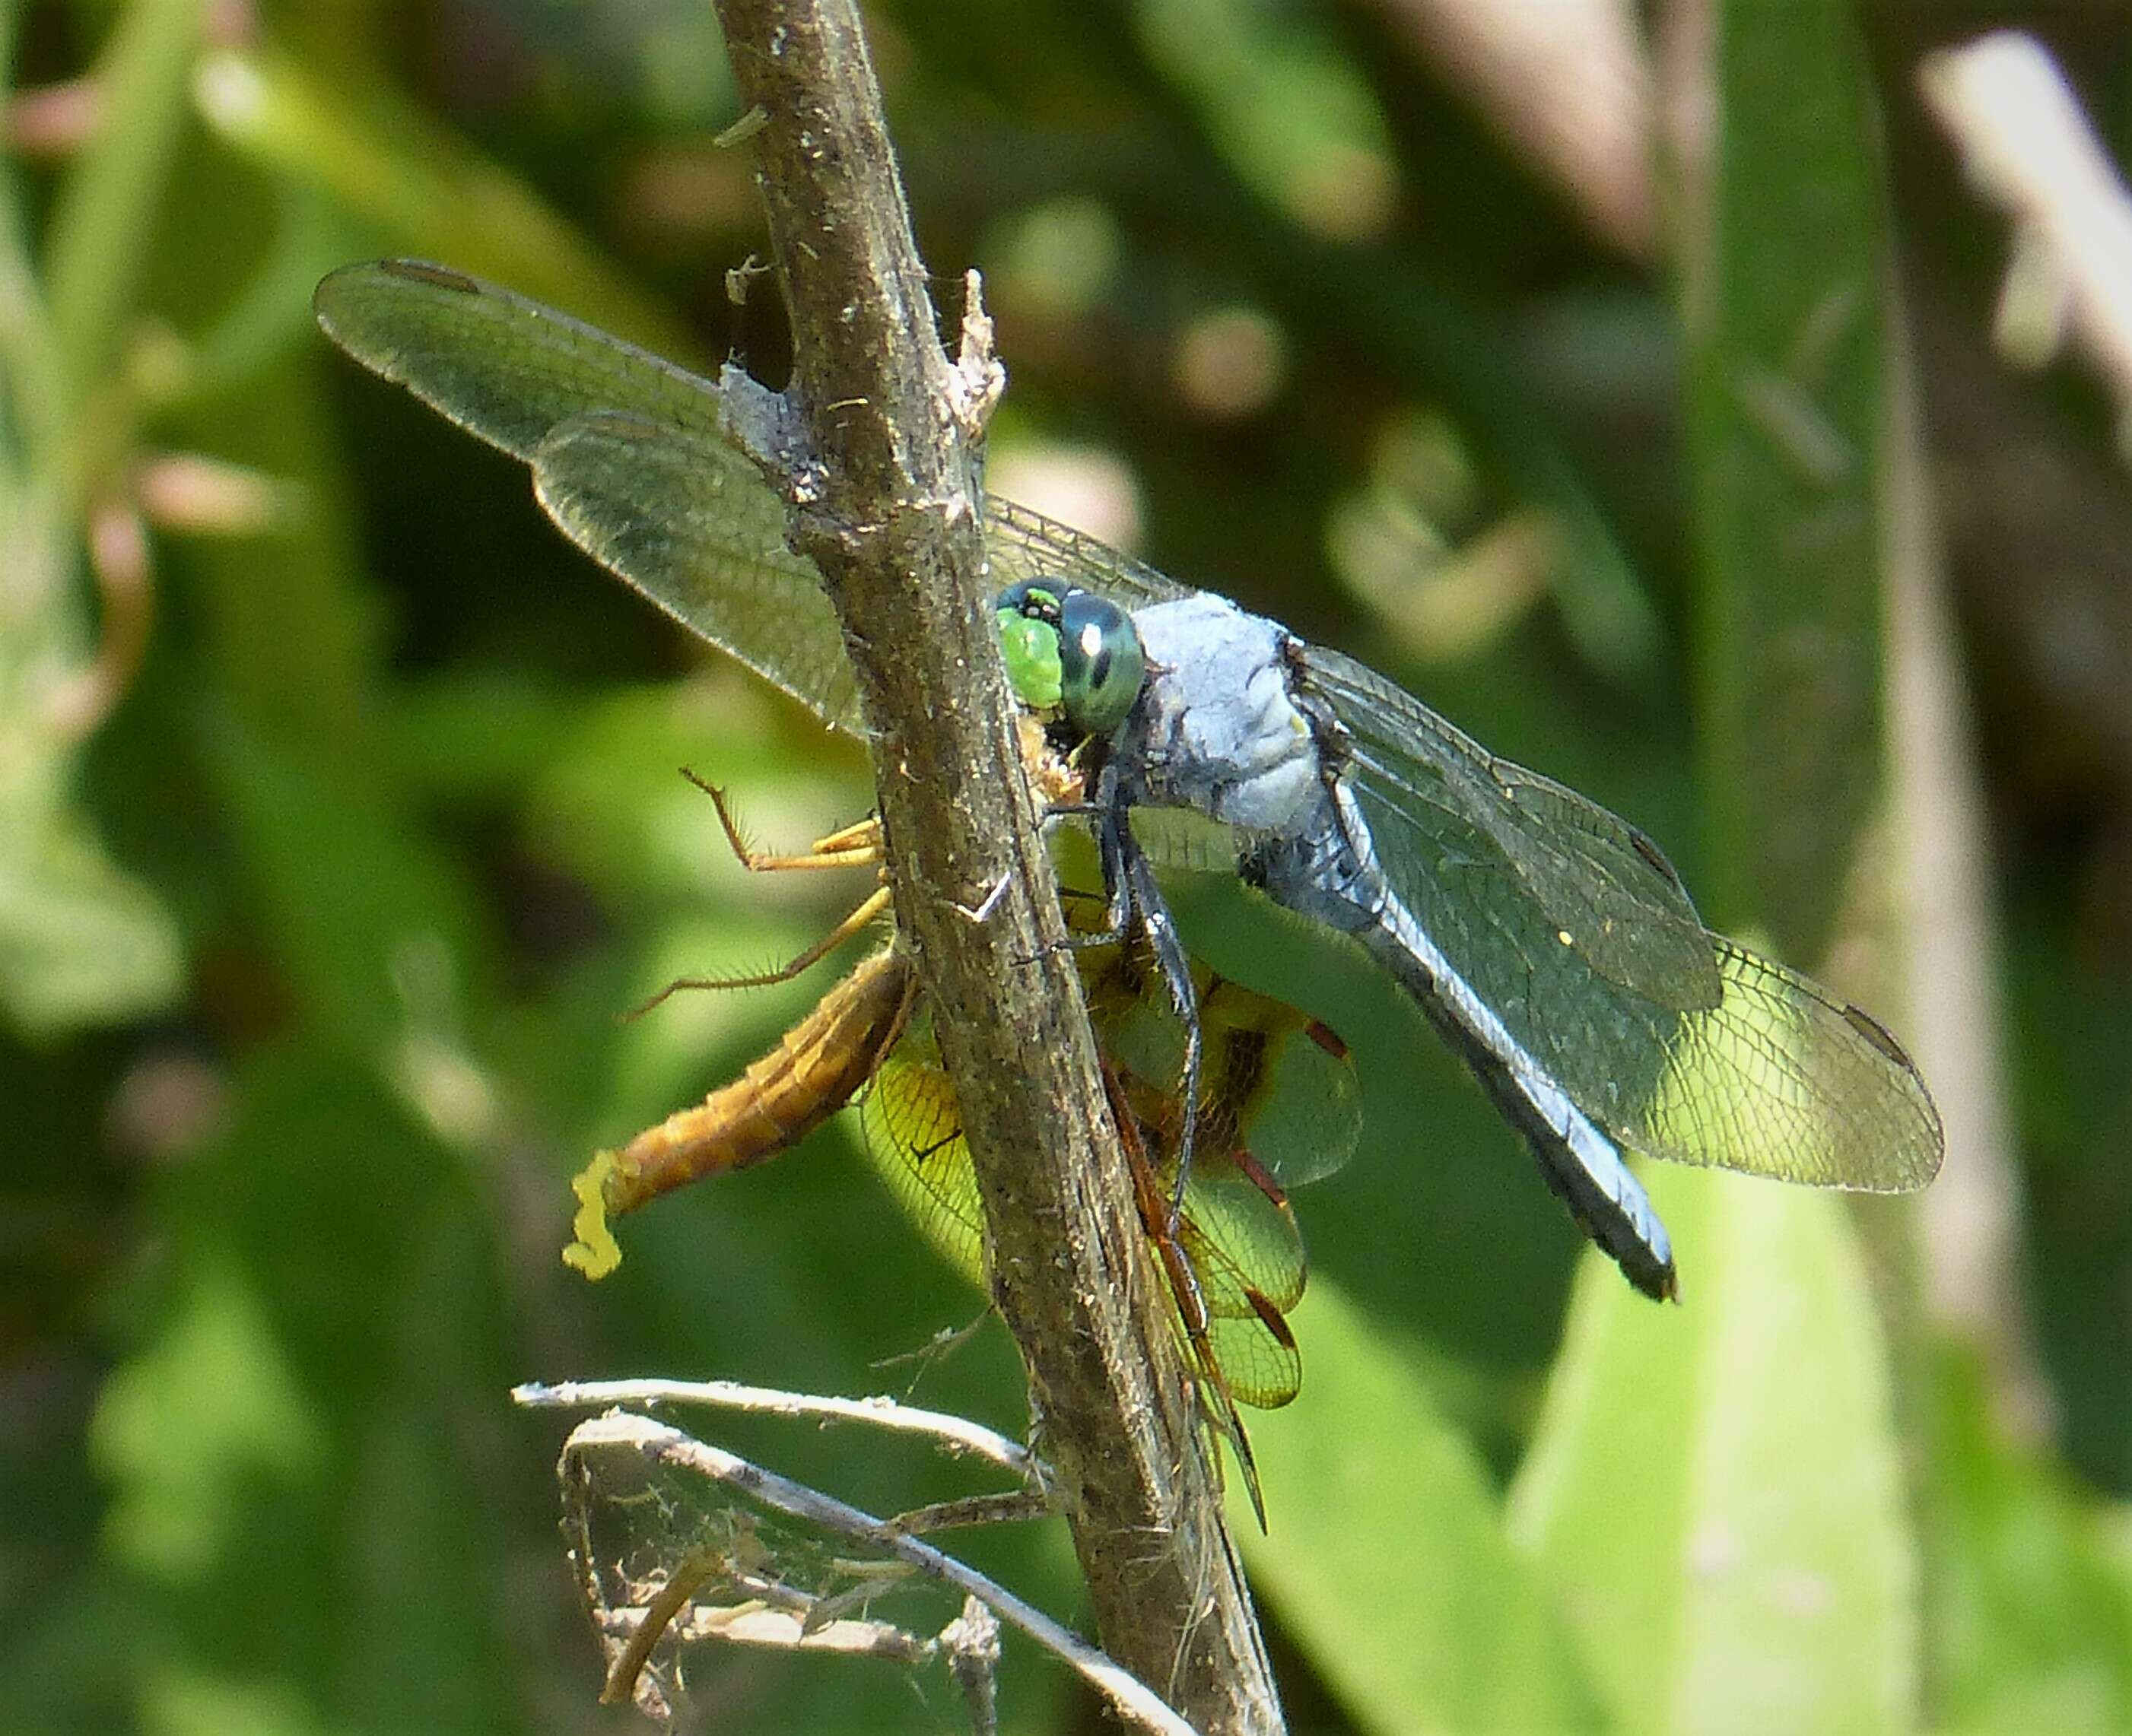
[513,1377,1038,1481]
[1921,32,2132,455]
[1366,0,1656,257]
[564,1411,1195,1736]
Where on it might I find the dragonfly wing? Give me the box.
[1635,940,1943,1188]
[316,262,862,733]
[1197,972,1360,1191]
[983,497,1190,608]
[1078,922,1332,1411]
[1311,649,1941,1191]
[1178,1176,1304,1410]
[535,413,862,732]
[314,261,725,462]
[314,272,1177,740]
[856,1018,988,1286]
[1304,646,1722,1010]
[1076,910,1363,1192]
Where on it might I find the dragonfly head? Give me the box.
[994,580,1146,742]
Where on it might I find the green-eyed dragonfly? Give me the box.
[316,259,1944,1303]
[559,788,1360,1525]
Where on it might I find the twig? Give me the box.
[512,1377,1038,1481]
[1920,32,2132,459]
[942,1597,1002,1736]
[1365,0,1654,258]
[564,1411,1196,1736]
[707,2,1280,1729]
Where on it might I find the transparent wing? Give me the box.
[856,1017,989,1288]
[314,260,726,462]
[535,413,862,732]
[983,498,1189,609]
[1311,649,1942,1190]
[1640,942,1943,1189]
[1176,1177,1303,1411]
[316,261,862,732]
[1070,897,1361,1191]
[859,922,1353,1416]
[1305,646,1723,1011]
[1086,928,1355,1411]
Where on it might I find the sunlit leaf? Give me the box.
[1244,1277,1603,1731]
[0,801,183,1034]
[1509,1166,1916,1732]
[1929,1347,2132,1731]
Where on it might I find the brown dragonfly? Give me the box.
[562,782,1359,1525]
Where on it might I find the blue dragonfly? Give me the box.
[316,259,1943,1302]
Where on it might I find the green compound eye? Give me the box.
[997,611,1061,711]
[994,580,1145,740]
[996,582,1066,715]
[1054,588,1144,738]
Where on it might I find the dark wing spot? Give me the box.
[1243,1288,1297,1349]
[1629,826,1690,895]
[382,259,481,294]
[1842,1002,1921,1073]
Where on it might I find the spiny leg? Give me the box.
[628,884,893,1017]
[999,794,1126,959]
[682,768,882,872]
[629,775,889,1017]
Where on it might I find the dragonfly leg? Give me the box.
[999,789,1132,966]
[1107,806,1201,1232]
[625,777,893,1017]
[1022,798,1130,951]
[684,769,882,872]
[1107,1061,1265,1530]
[626,884,894,1017]
[1091,782,1138,947]
[1003,909,1144,979]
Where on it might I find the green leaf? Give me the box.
[195,44,699,364]
[1134,0,1396,238]
[1679,0,1889,957]
[137,1667,327,1736]
[199,710,478,1054]
[1509,1166,1917,1732]
[91,1256,329,1583]
[91,1040,523,1728]
[0,796,183,1034]
[0,436,180,1042]
[1929,1346,2132,1731]
[46,0,208,401]
[1244,1277,1603,1732]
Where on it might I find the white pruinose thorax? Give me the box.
[1117,593,1323,835]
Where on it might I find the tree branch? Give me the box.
[707,2,1281,1728]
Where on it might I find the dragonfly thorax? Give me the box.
[1117,595,1323,835]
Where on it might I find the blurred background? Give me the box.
[5,1,2130,1731]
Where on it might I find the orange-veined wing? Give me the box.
[858,922,1360,1371]
[1077,907,1361,1404]
[857,914,1360,1520]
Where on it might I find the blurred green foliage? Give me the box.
[5,2,2131,1731]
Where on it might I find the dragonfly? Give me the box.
[316,258,1945,1306]
[558,785,1361,1525]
